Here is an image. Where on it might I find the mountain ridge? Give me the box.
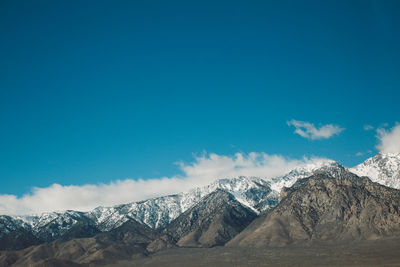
[227,171,400,248]
[164,189,257,247]
[2,153,400,265]
[1,153,400,251]
[351,152,400,189]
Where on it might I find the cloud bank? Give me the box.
[376,123,400,153]
[0,152,328,215]
[287,119,344,140]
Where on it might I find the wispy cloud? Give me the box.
[363,125,374,131]
[0,152,329,215]
[287,119,344,140]
[355,150,373,157]
[376,123,400,153]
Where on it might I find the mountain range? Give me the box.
[227,171,400,247]
[0,159,340,246]
[1,152,400,266]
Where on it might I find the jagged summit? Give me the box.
[350,152,400,189]
[227,171,400,248]
[2,154,400,265]
[87,175,274,232]
[267,159,345,192]
[0,156,387,251]
[164,189,257,247]
[0,175,274,246]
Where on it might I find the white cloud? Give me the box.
[355,152,364,157]
[376,123,400,153]
[363,125,374,131]
[287,119,344,140]
[0,152,328,215]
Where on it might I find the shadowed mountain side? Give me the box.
[33,211,96,242]
[164,189,257,247]
[0,219,175,267]
[58,222,101,242]
[0,216,42,251]
[227,172,400,248]
[0,228,42,251]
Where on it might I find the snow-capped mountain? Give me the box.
[0,176,276,241]
[0,216,31,238]
[76,176,275,231]
[350,152,400,189]
[267,159,341,192]
[0,158,349,245]
[19,211,95,241]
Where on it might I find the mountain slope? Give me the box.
[87,159,340,231]
[351,152,400,189]
[0,219,174,267]
[267,159,339,192]
[26,210,95,242]
[0,216,41,250]
[164,189,257,247]
[88,176,275,231]
[0,159,343,250]
[227,171,400,248]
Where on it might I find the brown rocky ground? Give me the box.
[109,238,400,267]
[227,174,400,248]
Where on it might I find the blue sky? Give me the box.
[0,0,399,200]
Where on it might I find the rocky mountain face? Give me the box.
[227,171,400,248]
[2,153,400,266]
[164,189,257,247]
[0,227,40,252]
[0,216,41,251]
[268,159,339,192]
[0,176,274,251]
[0,190,256,266]
[351,152,400,189]
[87,175,275,232]
[0,159,348,251]
[0,219,175,267]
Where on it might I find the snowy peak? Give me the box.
[164,189,257,247]
[350,152,400,189]
[0,158,363,248]
[268,159,344,192]
[187,176,274,213]
[89,175,274,231]
[0,160,346,242]
[0,216,31,238]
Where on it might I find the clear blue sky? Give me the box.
[1,0,399,196]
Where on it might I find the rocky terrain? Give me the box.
[351,152,400,189]
[164,189,257,247]
[0,159,339,251]
[113,238,400,267]
[0,219,175,267]
[1,153,400,266]
[227,172,400,247]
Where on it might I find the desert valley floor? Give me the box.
[111,238,400,267]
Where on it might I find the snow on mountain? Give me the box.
[88,176,274,231]
[350,152,400,189]
[267,159,342,192]
[84,161,344,231]
[0,158,348,241]
[3,153,400,249]
[0,216,31,238]
[0,176,275,238]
